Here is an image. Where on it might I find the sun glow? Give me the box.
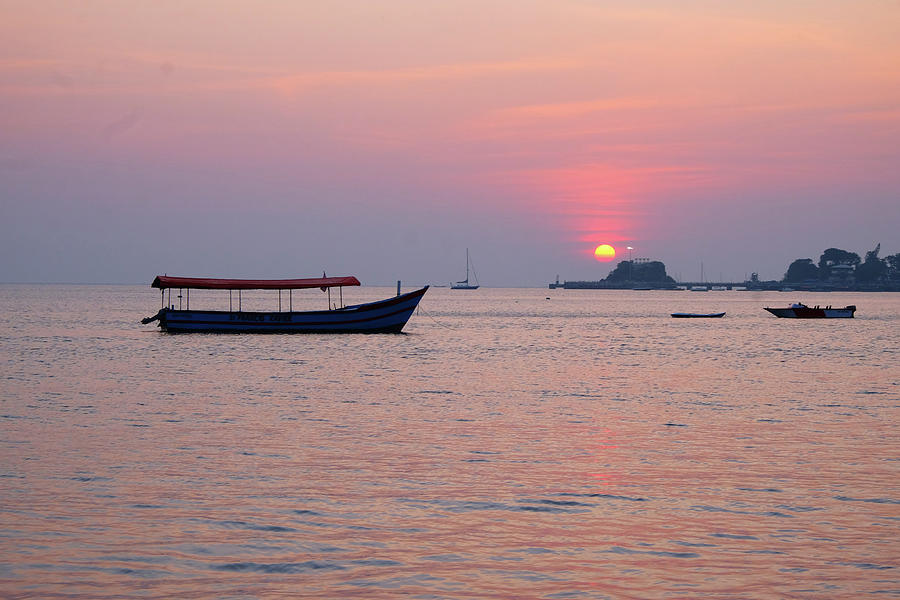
[593,244,616,262]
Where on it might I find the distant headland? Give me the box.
[551,244,900,291]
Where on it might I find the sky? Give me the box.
[2,0,898,286]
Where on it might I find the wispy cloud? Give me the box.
[268,58,581,96]
[102,109,142,139]
[0,54,581,100]
[490,97,663,120]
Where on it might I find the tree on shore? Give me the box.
[884,253,900,281]
[818,248,860,279]
[784,258,819,282]
[855,243,886,283]
[605,260,675,283]
[782,244,896,284]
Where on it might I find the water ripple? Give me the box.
[603,546,700,558]
[835,496,900,505]
[559,492,648,502]
[691,504,795,518]
[212,561,345,573]
[206,519,298,532]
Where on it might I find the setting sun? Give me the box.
[593,244,616,262]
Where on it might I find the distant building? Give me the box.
[828,263,855,284]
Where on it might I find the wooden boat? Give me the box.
[764,302,855,319]
[141,275,428,333]
[451,249,479,289]
[671,312,725,318]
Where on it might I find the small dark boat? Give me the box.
[141,275,427,333]
[764,302,855,319]
[671,312,725,318]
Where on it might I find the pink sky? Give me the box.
[2,1,898,284]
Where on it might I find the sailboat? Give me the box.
[451,249,480,289]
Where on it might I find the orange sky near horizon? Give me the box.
[1,1,898,284]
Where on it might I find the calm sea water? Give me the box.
[1,285,898,599]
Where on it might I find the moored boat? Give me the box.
[763,302,855,319]
[671,312,725,318]
[451,249,479,290]
[141,275,427,333]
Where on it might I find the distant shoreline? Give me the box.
[551,280,900,292]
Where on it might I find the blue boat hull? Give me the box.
[148,287,428,333]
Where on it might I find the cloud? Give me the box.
[102,109,142,139]
[268,58,581,97]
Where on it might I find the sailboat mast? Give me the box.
[466,248,470,282]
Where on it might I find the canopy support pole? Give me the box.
[289,290,292,311]
[229,290,233,312]
[279,290,282,312]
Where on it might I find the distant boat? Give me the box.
[141,275,428,333]
[691,286,708,292]
[671,312,725,318]
[764,302,855,319]
[451,249,479,290]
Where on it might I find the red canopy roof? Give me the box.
[151,275,361,290]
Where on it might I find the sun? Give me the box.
[593,244,616,262]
